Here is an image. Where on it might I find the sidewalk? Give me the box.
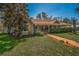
[47,34,79,48]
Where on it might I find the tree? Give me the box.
[72,3,79,34]
[0,3,29,37]
[13,3,29,37]
[53,17,58,20]
[48,16,52,20]
[63,17,70,23]
[36,12,49,20]
[36,13,41,19]
[0,4,14,34]
[42,12,48,19]
[75,4,79,13]
[71,17,77,34]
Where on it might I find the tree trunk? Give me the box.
[7,25,11,35]
[72,20,77,34]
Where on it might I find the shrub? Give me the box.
[34,31,44,36]
[51,27,72,33]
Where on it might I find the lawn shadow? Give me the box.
[68,32,79,36]
[0,33,7,36]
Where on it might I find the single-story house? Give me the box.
[31,19,71,33]
[0,19,72,36]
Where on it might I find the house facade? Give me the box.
[0,18,72,36]
[32,19,71,33]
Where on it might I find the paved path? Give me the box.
[47,34,79,48]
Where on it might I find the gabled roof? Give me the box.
[32,19,71,26]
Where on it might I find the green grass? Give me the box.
[0,32,79,56]
[0,33,18,54]
[1,34,79,56]
[53,32,79,42]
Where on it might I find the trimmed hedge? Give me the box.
[51,27,72,33]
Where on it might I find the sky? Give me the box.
[28,3,79,19]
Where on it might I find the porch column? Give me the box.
[37,25,40,31]
[50,25,51,32]
[43,25,45,31]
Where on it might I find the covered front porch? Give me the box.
[35,25,51,33]
[34,25,71,33]
[32,19,71,33]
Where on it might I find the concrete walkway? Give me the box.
[47,34,79,48]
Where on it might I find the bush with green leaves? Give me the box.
[34,31,44,36]
[51,27,72,33]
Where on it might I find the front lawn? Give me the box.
[0,32,79,56]
[53,32,79,42]
[0,33,18,54]
[1,33,79,56]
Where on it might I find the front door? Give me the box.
[42,26,48,33]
